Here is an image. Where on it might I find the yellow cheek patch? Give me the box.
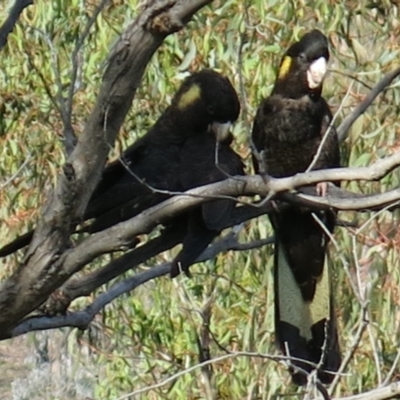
[177,84,201,109]
[278,56,292,79]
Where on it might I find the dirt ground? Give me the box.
[0,332,96,400]
[0,336,32,400]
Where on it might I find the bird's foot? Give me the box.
[316,182,328,197]
[260,172,269,185]
[170,261,192,279]
[270,199,279,211]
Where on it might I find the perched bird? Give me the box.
[251,30,341,384]
[0,69,243,278]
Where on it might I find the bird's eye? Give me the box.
[298,52,307,62]
[207,105,215,114]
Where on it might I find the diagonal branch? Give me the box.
[1,57,399,337]
[43,214,273,316]
[10,233,272,338]
[49,151,400,280]
[63,0,111,155]
[0,0,33,51]
[337,66,400,141]
[0,0,214,337]
[1,149,397,338]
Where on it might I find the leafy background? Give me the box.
[0,0,400,399]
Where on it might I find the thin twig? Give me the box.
[337,67,400,141]
[0,154,31,191]
[107,141,252,206]
[65,0,110,154]
[328,307,369,394]
[26,51,62,115]
[237,0,264,173]
[29,27,67,128]
[113,351,335,400]
[382,348,400,386]
[330,69,373,92]
[307,80,354,172]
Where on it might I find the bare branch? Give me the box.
[46,153,400,278]
[110,351,338,400]
[41,208,273,315]
[307,80,354,172]
[328,307,369,394]
[28,26,76,154]
[337,67,400,141]
[2,23,400,338]
[0,0,214,336]
[10,233,271,337]
[0,154,31,190]
[322,382,400,400]
[1,146,399,339]
[64,0,111,155]
[2,152,398,335]
[42,226,185,315]
[25,49,63,114]
[0,0,33,51]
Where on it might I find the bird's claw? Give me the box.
[316,182,328,197]
[261,173,269,185]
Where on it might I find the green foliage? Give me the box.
[1,0,400,399]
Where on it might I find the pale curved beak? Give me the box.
[212,121,232,142]
[307,57,327,89]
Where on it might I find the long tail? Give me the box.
[272,209,341,385]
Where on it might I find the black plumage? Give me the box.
[251,30,341,384]
[87,69,242,234]
[0,70,243,277]
[170,130,243,277]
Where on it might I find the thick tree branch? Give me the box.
[5,153,399,334]
[0,0,213,336]
[43,211,273,316]
[42,226,187,316]
[10,233,271,338]
[44,151,400,279]
[1,151,396,336]
[1,145,399,339]
[1,14,400,338]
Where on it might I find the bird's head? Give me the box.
[274,30,329,98]
[172,69,240,141]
